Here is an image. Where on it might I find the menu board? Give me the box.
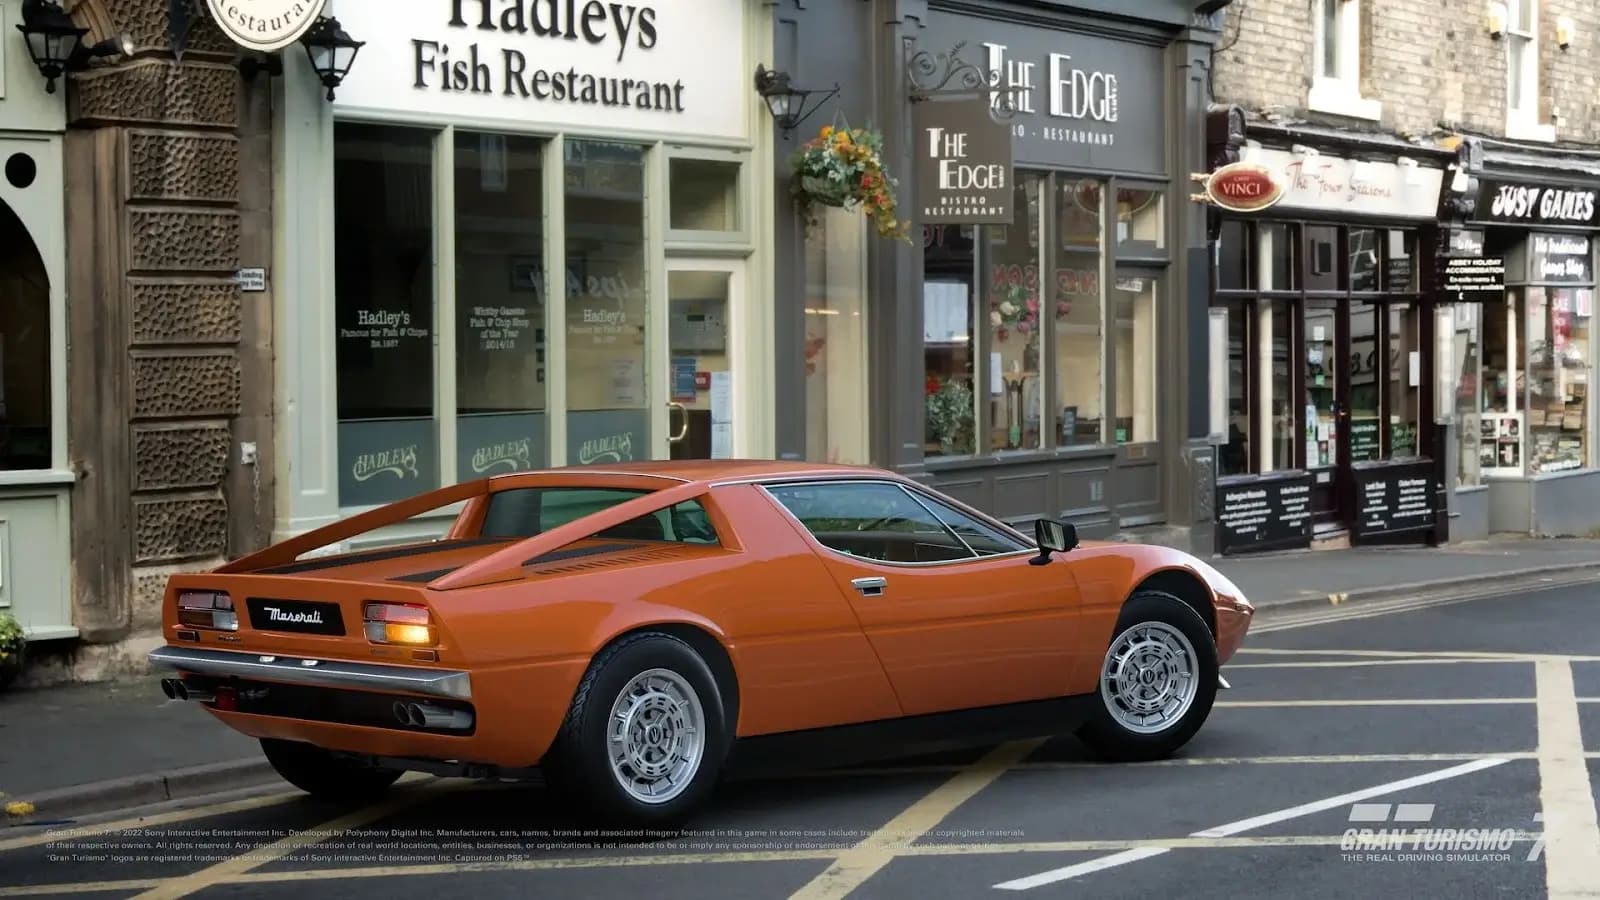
[1352,462,1437,539]
[1215,473,1314,554]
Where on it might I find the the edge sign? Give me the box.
[1195,163,1283,213]
[913,95,1015,225]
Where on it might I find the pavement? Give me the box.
[2,578,1596,897]
[1,535,1598,837]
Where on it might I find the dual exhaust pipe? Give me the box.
[161,678,214,703]
[392,700,473,731]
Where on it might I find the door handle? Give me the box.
[852,576,887,597]
[668,402,689,442]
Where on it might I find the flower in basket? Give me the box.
[0,612,25,690]
[791,124,912,243]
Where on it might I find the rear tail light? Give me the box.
[177,591,237,631]
[364,602,436,647]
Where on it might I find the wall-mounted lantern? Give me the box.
[301,16,364,101]
[754,64,838,138]
[15,0,132,94]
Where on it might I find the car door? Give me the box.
[761,479,1086,717]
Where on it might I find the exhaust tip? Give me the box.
[173,681,190,701]
[406,702,425,727]
[161,678,178,699]
[393,701,412,726]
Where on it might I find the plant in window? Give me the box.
[0,612,25,691]
[925,376,975,455]
[790,124,912,243]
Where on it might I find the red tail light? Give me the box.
[363,602,436,647]
[177,591,237,632]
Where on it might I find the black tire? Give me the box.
[1075,590,1219,762]
[260,738,403,803]
[541,632,729,832]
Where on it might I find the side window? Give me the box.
[915,493,1031,556]
[479,488,719,545]
[765,482,975,563]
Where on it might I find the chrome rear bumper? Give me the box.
[148,645,473,701]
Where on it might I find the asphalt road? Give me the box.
[3,582,1598,899]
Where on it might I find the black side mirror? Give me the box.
[1031,518,1077,565]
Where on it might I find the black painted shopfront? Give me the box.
[1207,130,1451,554]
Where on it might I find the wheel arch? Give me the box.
[1127,568,1217,639]
[592,621,742,734]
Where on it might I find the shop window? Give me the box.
[1304,301,1338,468]
[1113,273,1157,444]
[1057,177,1105,445]
[1116,187,1164,255]
[0,201,51,471]
[1219,304,1250,476]
[1506,0,1554,141]
[1526,287,1591,473]
[1348,302,1380,462]
[1477,293,1525,473]
[804,206,870,464]
[454,131,548,481]
[1258,223,1297,292]
[1264,301,1295,471]
[1385,230,1417,292]
[1305,226,1342,293]
[1349,228,1379,293]
[1310,0,1380,120]
[924,225,977,457]
[1387,305,1422,458]
[1452,304,1484,486]
[1217,220,1248,291]
[333,123,440,507]
[987,173,1045,452]
[668,157,742,233]
[564,140,649,466]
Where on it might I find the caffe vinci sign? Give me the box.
[325,0,747,141]
[917,12,1166,176]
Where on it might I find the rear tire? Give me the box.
[260,738,402,803]
[1076,590,1219,762]
[541,632,729,832]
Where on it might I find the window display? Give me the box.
[987,174,1044,451]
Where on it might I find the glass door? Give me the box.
[661,258,744,460]
[1302,298,1345,531]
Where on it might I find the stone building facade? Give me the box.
[12,0,274,682]
[1204,0,1600,552]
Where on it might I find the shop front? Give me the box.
[1446,162,1600,538]
[1208,133,1451,554]
[767,0,1223,543]
[271,0,774,546]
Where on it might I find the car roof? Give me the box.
[487,458,899,488]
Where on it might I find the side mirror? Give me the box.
[1031,518,1077,565]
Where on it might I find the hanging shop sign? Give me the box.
[206,0,329,52]
[1193,162,1283,213]
[1214,472,1314,555]
[1351,461,1437,540]
[1247,148,1443,220]
[913,95,1015,224]
[915,12,1166,177]
[327,0,747,141]
[1475,180,1600,228]
[1442,255,1506,297]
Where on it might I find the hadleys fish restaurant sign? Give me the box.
[1191,163,1284,213]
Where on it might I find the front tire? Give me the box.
[541,632,728,831]
[1076,590,1219,762]
[260,738,402,803]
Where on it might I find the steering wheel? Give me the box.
[855,516,898,532]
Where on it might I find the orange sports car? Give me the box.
[150,460,1254,826]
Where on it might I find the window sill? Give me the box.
[1506,118,1556,143]
[1307,80,1382,121]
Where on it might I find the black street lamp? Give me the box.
[753,64,838,138]
[14,0,132,94]
[300,16,364,101]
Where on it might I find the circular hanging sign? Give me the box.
[1204,163,1284,213]
[205,0,329,53]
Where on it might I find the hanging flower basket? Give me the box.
[790,124,912,243]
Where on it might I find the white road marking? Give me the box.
[993,758,1511,890]
[1216,698,1532,707]
[1346,803,1391,822]
[1534,659,1600,900]
[1226,659,1521,669]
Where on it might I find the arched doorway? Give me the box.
[0,199,52,470]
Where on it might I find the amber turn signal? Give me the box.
[363,601,436,647]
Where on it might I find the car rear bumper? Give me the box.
[149,645,473,701]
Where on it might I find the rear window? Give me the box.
[480,488,718,544]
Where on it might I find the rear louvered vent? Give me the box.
[527,546,687,575]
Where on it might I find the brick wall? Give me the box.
[1213,0,1600,145]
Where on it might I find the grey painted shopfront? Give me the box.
[768,0,1227,550]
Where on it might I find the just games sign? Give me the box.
[1476,180,1600,228]
[918,10,1165,177]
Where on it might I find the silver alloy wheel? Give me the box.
[605,667,706,805]
[1098,621,1200,735]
